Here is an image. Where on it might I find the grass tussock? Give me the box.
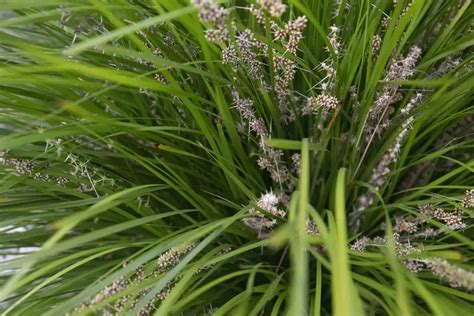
[0,0,473,315]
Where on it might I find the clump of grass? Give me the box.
[0,0,473,315]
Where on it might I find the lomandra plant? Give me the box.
[0,0,473,315]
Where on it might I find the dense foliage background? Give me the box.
[0,0,473,315]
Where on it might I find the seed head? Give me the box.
[257,0,287,18]
[328,24,341,54]
[306,219,319,235]
[222,45,239,66]
[191,0,228,25]
[433,208,465,230]
[285,16,307,54]
[394,215,423,234]
[315,93,339,109]
[372,34,382,56]
[351,237,371,252]
[291,153,301,173]
[461,189,474,208]
[250,4,266,24]
[426,258,474,291]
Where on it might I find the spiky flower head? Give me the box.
[257,191,279,210]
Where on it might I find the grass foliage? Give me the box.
[0,0,473,315]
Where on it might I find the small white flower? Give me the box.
[257,191,279,210]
